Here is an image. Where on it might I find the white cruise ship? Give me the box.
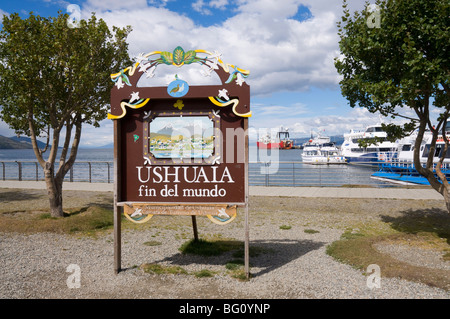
[371,127,450,185]
[301,133,346,164]
[340,124,398,164]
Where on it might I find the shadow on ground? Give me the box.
[146,239,324,277]
[0,190,42,202]
[381,208,450,244]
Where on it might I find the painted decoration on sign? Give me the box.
[173,99,184,110]
[124,208,153,224]
[142,109,222,166]
[122,204,237,225]
[167,75,189,98]
[108,46,251,120]
[148,116,214,159]
[207,207,237,225]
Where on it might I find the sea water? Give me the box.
[0,146,389,186]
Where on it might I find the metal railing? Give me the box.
[0,160,388,187]
[249,161,382,187]
[0,161,112,183]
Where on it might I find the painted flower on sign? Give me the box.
[173,99,184,110]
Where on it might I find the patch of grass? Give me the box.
[326,232,450,291]
[0,205,113,236]
[339,230,365,240]
[143,240,162,246]
[224,259,250,281]
[141,263,187,275]
[179,238,242,256]
[380,208,450,245]
[326,207,450,291]
[0,188,115,236]
[37,213,57,220]
[194,269,216,278]
[0,189,113,214]
[230,269,250,281]
[279,225,291,230]
[443,251,450,261]
[304,229,320,234]
[225,259,245,270]
[67,206,113,234]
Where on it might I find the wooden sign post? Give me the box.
[109,47,251,278]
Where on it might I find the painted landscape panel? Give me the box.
[149,116,215,159]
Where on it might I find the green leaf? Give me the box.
[121,73,131,86]
[160,51,173,65]
[183,50,196,64]
[172,46,185,65]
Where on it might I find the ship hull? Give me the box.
[280,141,293,149]
[257,141,282,149]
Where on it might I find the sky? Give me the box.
[0,0,413,147]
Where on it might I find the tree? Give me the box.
[335,0,450,211]
[0,12,131,217]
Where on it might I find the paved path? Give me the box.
[0,181,443,200]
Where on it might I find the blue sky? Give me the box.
[0,0,395,147]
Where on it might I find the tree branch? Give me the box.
[386,111,420,122]
[413,117,443,193]
[59,115,82,179]
[435,117,450,191]
[58,117,73,170]
[39,125,50,155]
[27,107,45,169]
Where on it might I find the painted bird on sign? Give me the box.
[170,84,180,93]
[131,208,143,218]
[217,208,230,219]
[170,83,184,94]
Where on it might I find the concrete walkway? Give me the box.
[0,180,443,200]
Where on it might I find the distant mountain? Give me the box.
[292,135,345,147]
[97,143,114,149]
[9,136,49,149]
[0,135,31,149]
[157,123,174,136]
[0,135,49,149]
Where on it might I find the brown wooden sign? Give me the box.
[115,98,247,206]
[110,47,251,276]
[110,47,250,209]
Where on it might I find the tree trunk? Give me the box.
[44,162,64,218]
[443,189,450,214]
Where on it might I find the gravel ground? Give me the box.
[1,196,449,299]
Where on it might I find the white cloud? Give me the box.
[253,102,308,117]
[84,0,148,11]
[210,0,229,10]
[80,0,347,97]
[78,119,114,148]
[192,0,229,15]
[75,0,379,140]
[192,0,212,15]
[0,8,10,21]
[0,118,15,137]
[251,106,413,137]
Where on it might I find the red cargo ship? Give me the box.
[257,129,293,149]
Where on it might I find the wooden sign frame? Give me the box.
[109,47,251,278]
